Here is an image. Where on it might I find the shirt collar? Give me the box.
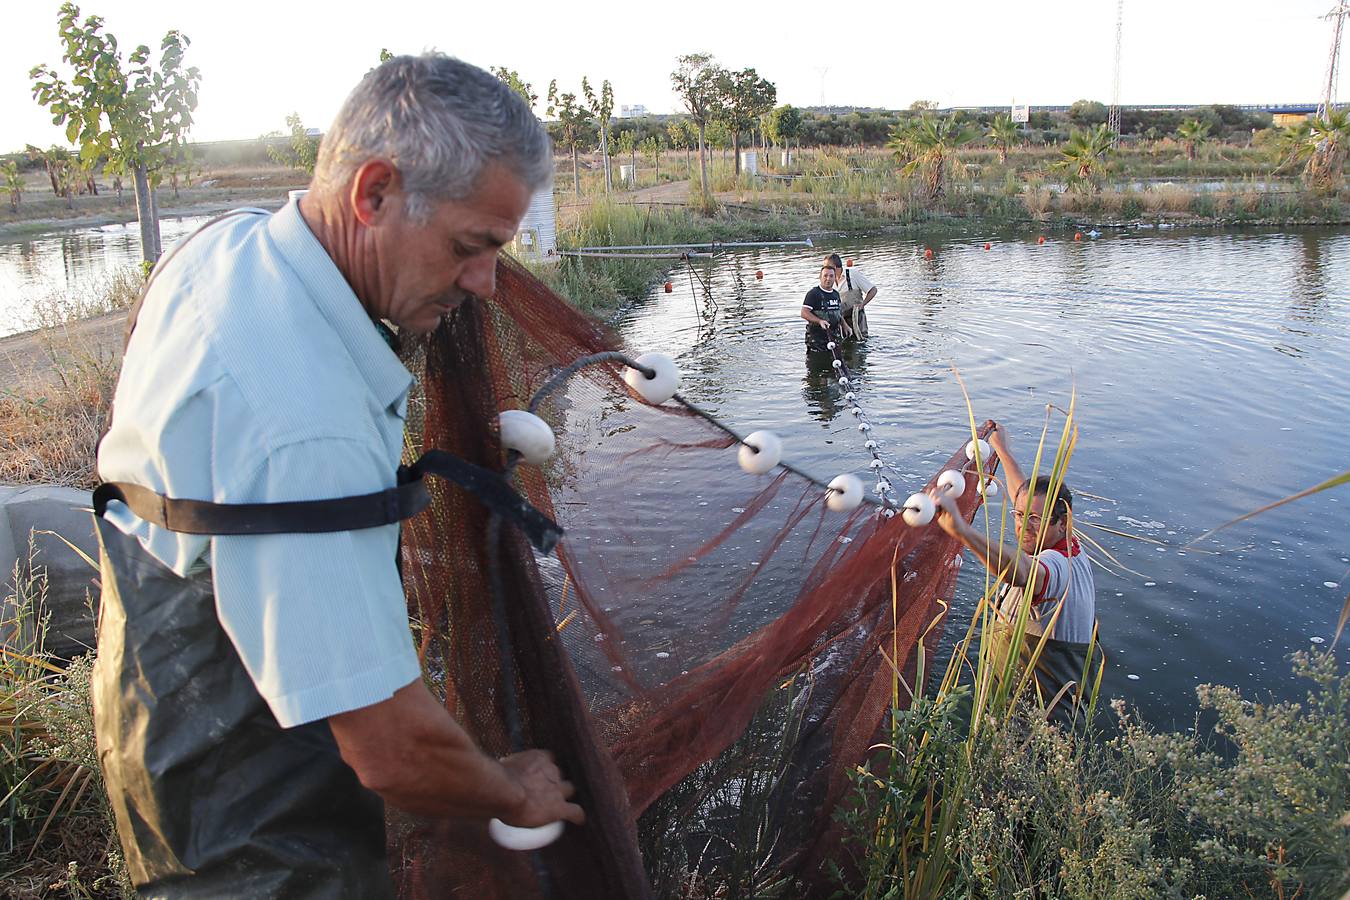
[1046,535,1081,557]
[266,197,414,412]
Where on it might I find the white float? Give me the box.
[623,352,681,405]
[488,818,565,851]
[965,438,991,462]
[738,430,783,475]
[902,492,935,526]
[937,469,966,498]
[826,474,864,512]
[980,479,1001,498]
[498,410,556,465]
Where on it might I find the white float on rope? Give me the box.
[623,352,681,405]
[488,818,565,851]
[498,410,556,465]
[965,438,991,462]
[738,430,783,475]
[826,474,864,512]
[902,492,935,526]
[981,479,1001,498]
[937,469,966,498]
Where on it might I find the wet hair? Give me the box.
[313,54,552,223]
[1022,475,1072,523]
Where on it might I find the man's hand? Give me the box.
[498,750,585,827]
[988,423,1010,458]
[927,489,966,540]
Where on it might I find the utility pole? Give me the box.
[1108,0,1124,143]
[1318,2,1349,120]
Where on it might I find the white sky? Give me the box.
[1,0,1343,149]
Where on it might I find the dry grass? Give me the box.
[0,336,118,489]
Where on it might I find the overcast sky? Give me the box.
[2,0,1343,148]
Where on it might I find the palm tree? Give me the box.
[1305,109,1350,193]
[1055,124,1117,191]
[888,113,979,201]
[1175,119,1211,162]
[987,113,1021,164]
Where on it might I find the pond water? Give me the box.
[0,215,212,336]
[612,227,1350,730]
[5,215,1347,729]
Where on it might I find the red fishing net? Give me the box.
[390,257,996,898]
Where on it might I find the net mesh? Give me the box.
[390,257,996,898]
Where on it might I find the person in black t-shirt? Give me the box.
[801,264,844,352]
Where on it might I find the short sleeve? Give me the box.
[852,269,876,292]
[1031,550,1070,603]
[210,437,422,728]
[802,289,819,312]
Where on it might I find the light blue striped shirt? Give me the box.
[98,197,422,728]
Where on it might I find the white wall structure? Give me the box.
[619,104,649,118]
[512,186,559,263]
[739,151,758,176]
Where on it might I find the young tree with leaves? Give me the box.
[582,77,615,194]
[667,119,692,174]
[547,80,593,196]
[671,53,724,202]
[31,3,199,263]
[715,68,776,175]
[266,113,321,175]
[614,128,638,187]
[641,135,662,182]
[3,161,22,213]
[491,67,538,111]
[766,105,803,153]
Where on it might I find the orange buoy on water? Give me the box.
[984,242,991,251]
[664,282,673,293]
[924,248,934,259]
[1038,236,1046,245]
[755,270,764,280]
[1074,232,1083,241]
[846,258,854,267]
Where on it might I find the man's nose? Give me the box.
[460,252,498,298]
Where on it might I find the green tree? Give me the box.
[31,3,199,264]
[614,128,638,187]
[491,67,537,111]
[640,134,662,181]
[3,161,22,213]
[1056,124,1117,191]
[715,68,776,175]
[888,113,979,201]
[546,80,593,196]
[266,113,320,175]
[379,48,394,63]
[1068,99,1108,126]
[667,119,693,174]
[671,53,724,203]
[987,113,1021,164]
[581,77,614,194]
[1175,119,1211,162]
[766,104,803,151]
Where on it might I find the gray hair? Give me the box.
[314,54,552,221]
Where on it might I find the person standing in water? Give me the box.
[801,262,844,353]
[825,253,878,341]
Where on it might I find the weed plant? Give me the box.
[1,541,129,898]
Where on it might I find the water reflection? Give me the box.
[801,341,869,425]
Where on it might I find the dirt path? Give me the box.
[0,310,127,387]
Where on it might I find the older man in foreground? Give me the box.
[93,55,581,897]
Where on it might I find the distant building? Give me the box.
[1272,111,1311,128]
[619,104,649,119]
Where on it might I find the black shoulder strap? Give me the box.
[93,449,562,554]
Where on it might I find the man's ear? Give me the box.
[349,159,401,227]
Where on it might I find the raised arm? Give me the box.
[328,681,585,827]
[928,489,1040,588]
[988,423,1027,500]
